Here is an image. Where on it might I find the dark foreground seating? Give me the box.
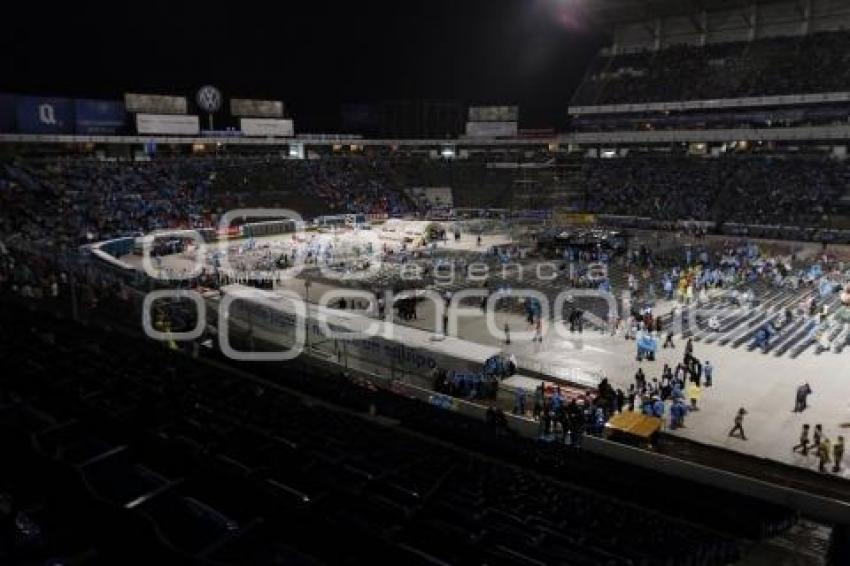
[0,301,800,564]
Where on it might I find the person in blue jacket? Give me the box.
[652,396,665,419]
[593,407,606,434]
[670,398,689,429]
[551,387,564,412]
[670,401,680,429]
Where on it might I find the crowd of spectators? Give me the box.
[0,158,212,248]
[0,156,413,249]
[2,152,849,253]
[573,30,850,106]
[210,156,411,217]
[578,154,850,229]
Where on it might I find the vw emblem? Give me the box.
[196,85,222,113]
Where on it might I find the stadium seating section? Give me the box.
[570,104,850,132]
[572,30,850,106]
[577,154,850,226]
[0,300,799,564]
[3,153,850,249]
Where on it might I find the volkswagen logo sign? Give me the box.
[196,85,222,113]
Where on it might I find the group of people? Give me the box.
[630,341,713,429]
[0,158,213,249]
[432,353,517,402]
[0,156,415,253]
[792,424,845,474]
[432,368,500,402]
[529,381,613,446]
[578,155,848,232]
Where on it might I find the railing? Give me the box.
[594,214,850,244]
[569,91,850,116]
[563,124,850,143]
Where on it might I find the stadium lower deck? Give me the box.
[0,300,817,565]
[125,228,850,482]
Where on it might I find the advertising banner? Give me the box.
[75,99,126,134]
[553,211,597,226]
[240,118,294,137]
[468,105,519,122]
[16,96,74,134]
[464,121,518,138]
[230,98,284,118]
[125,93,188,114]
[136,113,200,135]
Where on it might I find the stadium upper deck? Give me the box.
[571,0,850,130]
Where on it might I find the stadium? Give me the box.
[2,0,850,564]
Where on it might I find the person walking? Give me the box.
[687,382,701,412]
[728,407,748,440]
[703,361,713,387]
[793,383,812,412]
[634,367,646,390]
[533,317,543,343]
[538,397,551,438]
[833,436,845,473]
[813,424,823,452]
[792,424,810,456]
[504,323,511,345]
[818,437,832,473]
[532,382,544,420]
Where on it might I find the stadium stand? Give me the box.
[0,156,413,247]
[569,104,850,132]
[0,299,798,564]
[6,2,850,563]
[3,152,850,248]
[572,30,850,106]
[576,153,850,227]
[207,156,412,217]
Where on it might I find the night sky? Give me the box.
[2,0,608,130]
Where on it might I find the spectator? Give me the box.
[792,424,811,456]
[729,407,748,440]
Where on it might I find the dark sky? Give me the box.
[2,0,608,130]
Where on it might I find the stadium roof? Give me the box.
[586,0,782,26]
